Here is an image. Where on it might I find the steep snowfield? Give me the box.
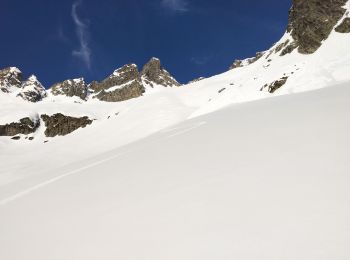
[0,85,349,259]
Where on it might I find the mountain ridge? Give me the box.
[1,0,350,140]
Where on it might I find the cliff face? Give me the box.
[286,0,348,54]
[141,58,180,87]
[50,78,88,100]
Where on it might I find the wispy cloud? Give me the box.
[161,0,189,13]
[71,0,91,69]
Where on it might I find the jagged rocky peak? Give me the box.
[18,75,47,102]
[283,0,348,54]
[141,57,180,87]
[50,78,88,100]
[0,67,23,92]
[91,63,145,103]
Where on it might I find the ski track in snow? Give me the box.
[0,151,126,206]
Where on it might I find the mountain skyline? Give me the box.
[1,0,290,87]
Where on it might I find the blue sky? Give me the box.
[0,0,291,86]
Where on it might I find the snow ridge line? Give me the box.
[0,152,126,206]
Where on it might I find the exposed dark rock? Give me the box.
[141,58,180,87]
[0,117,40,136]
[17,75,47,102]
[250,52,265,63]
[335,17,350,33]
[188,77,205,84]
[91,64,140,93]
[50,78,88,100]
[287,0,347,54]
[280,42,298,56]
[262,77,289,93]
[41,113,93,137]
[218,88,226,93]
[95,81,145,102]
[229,52,265,70]
[275,40,290,53]
[0,67,23,90]
[229,60,243,70]
[11,136,21,140]
[91,64,145,102]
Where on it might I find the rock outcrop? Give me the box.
[285,0,348,54]
[0,117,40,136]
[50,78,88,100]
[335,17,350,33]
[0,67,23,92]
[41,113,93,137]
[141,58,180,87]
[188,77,205,84]
[91,59,180,102]
[261,77,288,93]
[17,75,47,102]
[229,52,265,70]
[90,64,145,102]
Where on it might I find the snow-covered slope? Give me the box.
[1,1,350,259]
[1,85,349,259]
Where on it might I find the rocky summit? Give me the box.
[0,67,23,92]
[89,58,180,102]
[0,58,180,104]
[141,57,180,87]
[90,63,145,102]
[50,78,88,100]
[17,75,47,102]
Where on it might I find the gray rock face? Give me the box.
[41,113,93,137]
[141,58,180,87]
[0,117,40,136]
[91,64,140,92]
[95,81,145,102]
[50,78,88,100]
[0,67,23,92]
[92,59,180,102]
[286,0,347,54]
[335,17,350,33]
[91,64,145,103]
[17,75,47,102]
